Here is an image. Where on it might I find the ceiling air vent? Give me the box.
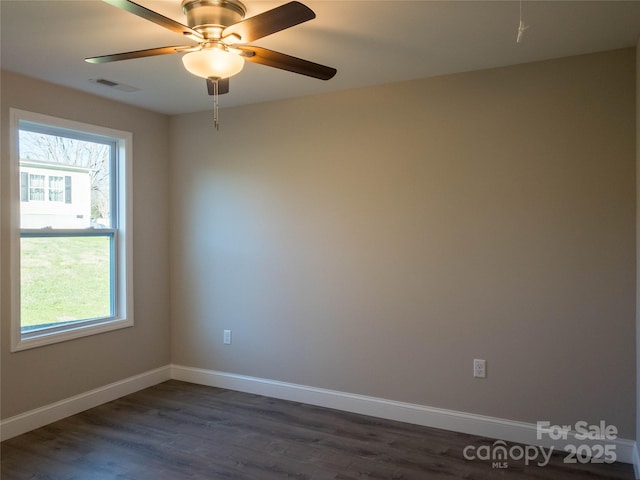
[89,78,139,92]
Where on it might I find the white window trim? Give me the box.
[9,108,134,352]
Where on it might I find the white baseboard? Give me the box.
[2,363,635,468]
[171,364,637,465]
[0,365,171,441]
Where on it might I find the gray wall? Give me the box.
[0,71,172,418]
[170,49,636,438]
[636,37,639,458]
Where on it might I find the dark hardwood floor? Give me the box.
[1,380,634,479]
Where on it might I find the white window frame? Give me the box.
[28,173,46,201]
[47,175,65,202]
[9,108,134,352]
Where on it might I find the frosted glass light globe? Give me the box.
[182,48,244,79]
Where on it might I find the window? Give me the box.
[10,109,133,351]
[48,175,64,202]
[29,174,45,201]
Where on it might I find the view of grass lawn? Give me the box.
[20,236,112,329]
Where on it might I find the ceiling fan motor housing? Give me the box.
[181,0,246,38]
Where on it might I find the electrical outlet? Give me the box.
[473,359,486,378]
[223,330,232,345]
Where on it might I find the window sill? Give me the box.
[11,317,133,352]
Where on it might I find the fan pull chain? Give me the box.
[211,78,220,131]
[516,0,529,43]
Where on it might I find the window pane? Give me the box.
[48,175,64,202]
[18,130,111,229]
[29,174,45,201]
[20,236,113,332]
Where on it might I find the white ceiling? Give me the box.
[2,0,639,115]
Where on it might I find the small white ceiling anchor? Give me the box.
[517,0,529,43]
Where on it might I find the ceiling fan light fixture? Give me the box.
[182,48,244,79]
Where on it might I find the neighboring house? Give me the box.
[19,160,91,229]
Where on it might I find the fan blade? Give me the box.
[206,78,230,95]
[85,45,191,64]
[237,46,336,80]
[102,0,202,41]
[222,1,315,43]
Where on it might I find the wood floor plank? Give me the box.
[1,380,634,479]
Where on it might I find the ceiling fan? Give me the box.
[86,0,337,96]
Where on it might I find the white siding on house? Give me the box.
[19,161,91,229]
